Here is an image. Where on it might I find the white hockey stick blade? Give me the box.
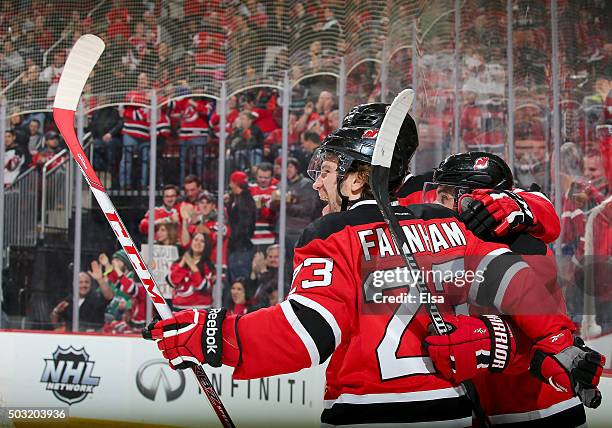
[53,34,105,111]
[372,89,415,168]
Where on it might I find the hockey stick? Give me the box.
[370,89,491,428]
[53,34,235,428]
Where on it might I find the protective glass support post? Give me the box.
[0,99,6,328]
[550,0,562,256]
[146,90,158,323]
[72,99,85,332]
[453,0,461,154]
[277,71,291,302]
[410,20,418,173]
[214,82,228,309]
[337,57,346,122]
[507,0,515,171]
[380,41,388,104]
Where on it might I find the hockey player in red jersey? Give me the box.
[143,104,599,426]
[422,152,605,426]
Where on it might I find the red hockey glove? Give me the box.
[530,332,605,408]
[458,189,535,239]
[425,314,516,384]
[142,308,227,370]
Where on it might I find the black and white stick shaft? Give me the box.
[53,34,235,428]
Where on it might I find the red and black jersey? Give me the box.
[122,91,149,140]
[395,173,578,426]
[173,98,212,140]
[168,261,215,310]
[218,200,570,426]
[249,183,277,246]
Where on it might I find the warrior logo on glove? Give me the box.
[425,314,516,384]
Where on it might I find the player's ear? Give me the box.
[346,172,366,195]
[351,167,369,194]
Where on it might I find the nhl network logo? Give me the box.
[41,346,100,405]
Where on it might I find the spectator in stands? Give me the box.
[120,72,150,189]
[4,129,30,187]
[101,249,149,327]
[32,131,63,168]
[39,50,66,99]
[32,15,53,51]
[50,272,109,332]
[293,131,320,176]
[315,90,335,133]
[90,101,123,187]
[225,278,256,316]
[126,21,147,71]
[106,0,131,41]
[177,175,203,246]
[88,252,129,325]
[272,157,320,283]
[295,100,320,137]
[139,184,180,237]
[168,232,215,310]
[25,119,43,154]
[320,6,341,53]
[583,149,607,193]
[174,97,212,185]
[249,244,279,300]
[17,31,43,66]
[227,171,256,282]
[190,190,230,276]
[210,94,239,135]
[249,162,277,250]
[229,111,264,171]
[6,64,46,107]
[155,222,180,248]
[0,40,24,81]
[514,123,549,190]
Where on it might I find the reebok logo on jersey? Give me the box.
[474,157,489,170]
[548,377,568,393]
[550,333,564,343]
[204,308,226,367]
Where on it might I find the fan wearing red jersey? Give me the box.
[249,162,277,249]
[144,104,591,426]
[422,152,605,426]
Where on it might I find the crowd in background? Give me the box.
[0,0,610,334]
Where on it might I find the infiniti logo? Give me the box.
[136,360,186,402]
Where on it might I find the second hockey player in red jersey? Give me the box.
[143,104,604,426]
[422,152,604,426]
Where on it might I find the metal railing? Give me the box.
[3,166,38,248]
[40,133,93,238]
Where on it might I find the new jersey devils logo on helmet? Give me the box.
[362,129,379,139]
[474,157,489,170]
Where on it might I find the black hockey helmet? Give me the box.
[433,151,513,190]
[307,103,418,193]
